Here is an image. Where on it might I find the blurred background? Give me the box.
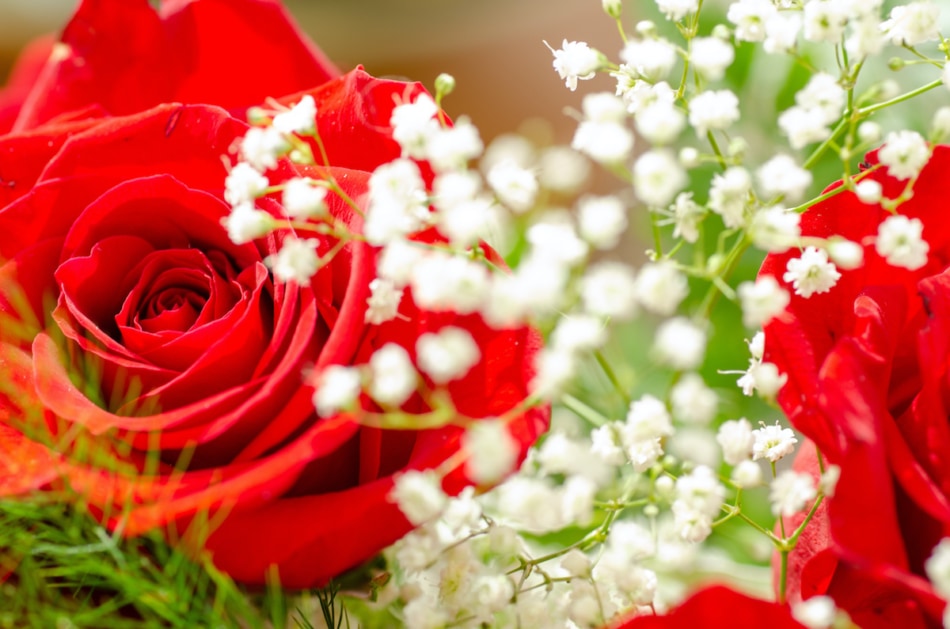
[0,0,620,144]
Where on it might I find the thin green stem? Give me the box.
[705,131,728,170]
[615,18,627,44]
[734,510,779,543]
[857,79,943,116]
[594,350,631,406]
[778,550,789,605]
[696,235,748,319]
[651,213,664,257]
[561,393,611,427]
[786,495,826,548]
[787,183,848,214]
[803,118,848,170]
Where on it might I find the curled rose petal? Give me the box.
[763,146,950,625]
[12,0,339,131]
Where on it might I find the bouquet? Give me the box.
[1,0,950,627]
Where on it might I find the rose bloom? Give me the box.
[0,0,548,587]
[607,586,805,628]
[761,147,950,627]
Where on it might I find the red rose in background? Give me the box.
[7,0,338,132]
[761,146,950,627]
[607,586,805,628]
[0,0,339,212]
[0,0,548,588]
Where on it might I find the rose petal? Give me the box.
[13,0,338,131]
[0,106,250,262]
[202,474,407,588]
[281,69,425,174]
[609,585,805,628]
[0,115,102,208]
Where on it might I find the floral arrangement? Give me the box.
[2,0,950,627]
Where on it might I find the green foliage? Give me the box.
[0,495,347,629]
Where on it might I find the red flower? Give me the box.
[761,146,950,626]
[608,586,805,628]
[0,1,548,588]
[6,0,338,132]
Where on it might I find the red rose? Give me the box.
[0,3,548,588]
[7,0,338,133]
[0,0,339,212]
[607,586,805,628]
[761,146,950,626]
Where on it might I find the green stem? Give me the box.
[561,394,611,427]
[615,18,627,44]
[857,79,943,116]
[803,118,848,170]
[734,510,779,543]
[787,183,848,214]
[594,350,631,406]
[706,131,728,170]
[651,213,664,257]
[778,550,789,605]
[786,495,825,547]
[696,235,748,319]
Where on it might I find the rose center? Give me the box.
[116,248,240,338]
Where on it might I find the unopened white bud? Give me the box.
[678,146,700,168]
[792,596,838,629]
[561,549,592,577]
[603,0,622,18]
[636,20,656,36]
[732,460,763,487]
[933,106,950,141]
[857,121,881,144]
[854,179,882,204]
[435,72,456,97]
[390,470,447,525]
[826,239,864,270]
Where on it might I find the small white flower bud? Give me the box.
[925,538,950,599]
[561,549,592,577]
[792,596,838,629]
[770,469,817,516]
[390,470,446,525]
[368,343,417,407]
[933,106,950,141]
[732,460,763,487]
[434,72,456,96]
[857,121,881,144]
[678,146,700,167]
[267,237,321,285]
[416,327,480,384]
[635,20,657,36]
[312,365,362,417]
[826,239,864,270]
[222,203,274,244]
[602,0,622,18]
[464,420,519,485]
[854,179,882,204]
[717,418,754,465]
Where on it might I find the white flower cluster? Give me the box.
[222,95,348,286]
[310,324,483,419]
